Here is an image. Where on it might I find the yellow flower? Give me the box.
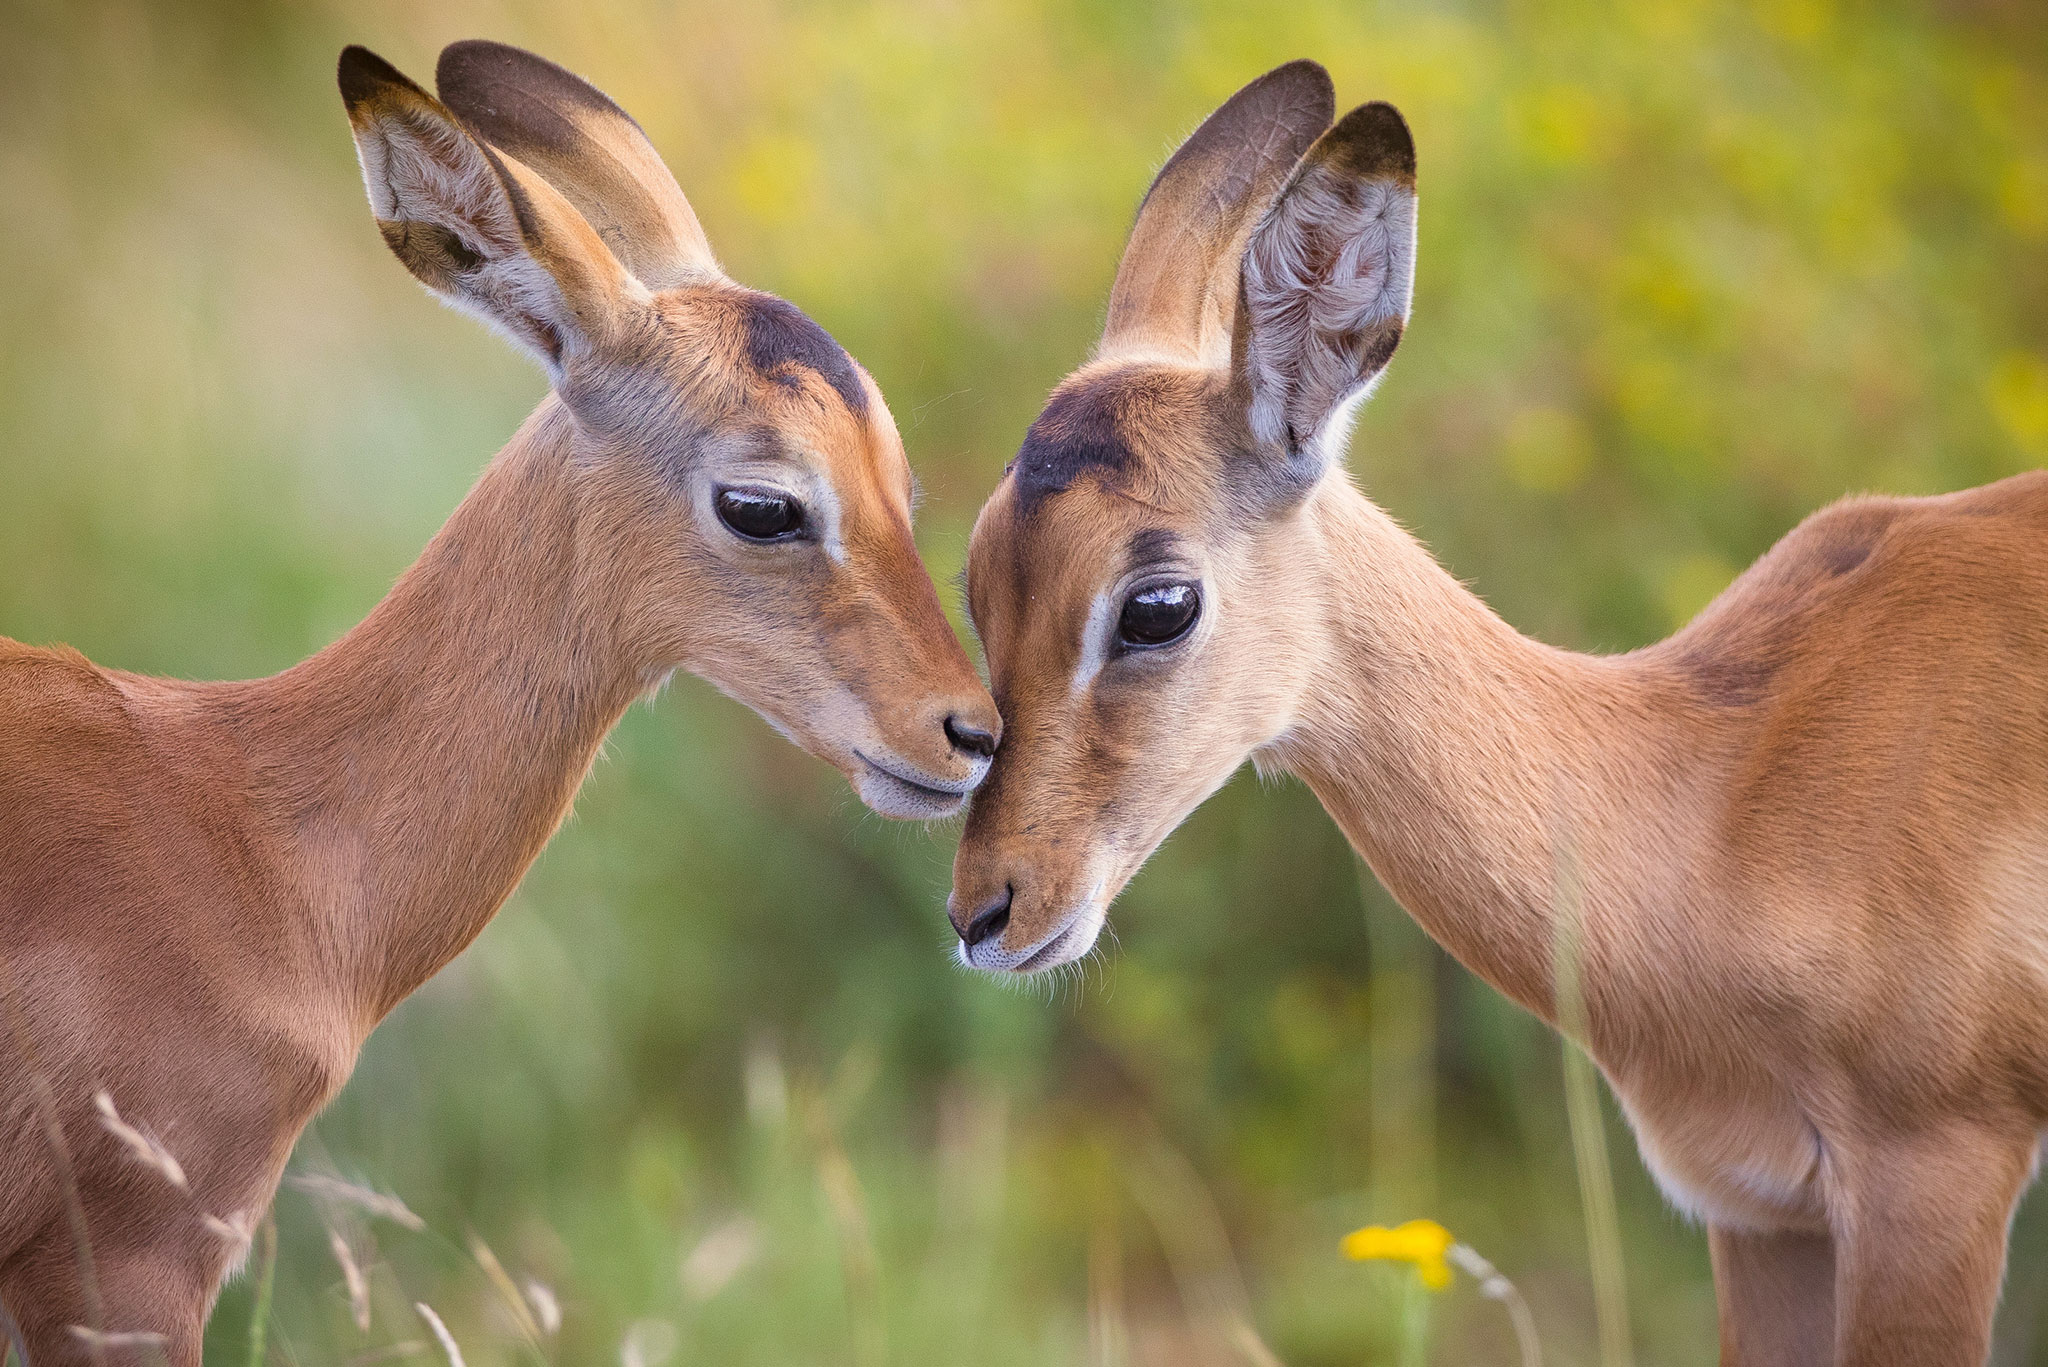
[1340,1219,1455,1290]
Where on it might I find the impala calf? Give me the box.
[951,61,2048,1365]
[0,41,997,1365]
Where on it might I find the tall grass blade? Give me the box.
[1550,839,1634,1367]
[246,1214,277,1367]
[1125,1127,1280,1367]
[799,1085,885,1367]
[1359,862,1438,1224]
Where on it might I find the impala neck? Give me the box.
[1277,480,1708,1032]
[240,399,648,1026]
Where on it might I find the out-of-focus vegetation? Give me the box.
[3,0,2046,1362]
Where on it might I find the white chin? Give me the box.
[853,768,968,820]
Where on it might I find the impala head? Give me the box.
[949,64,1417,969]
[338,42,998,818]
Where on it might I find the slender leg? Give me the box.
[1709,1223,1835,1367]
[1829,1122,2034,1367]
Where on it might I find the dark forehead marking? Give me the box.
[1009,378,1136,519]
[740,293,869,418]
[1126,527,1183,566]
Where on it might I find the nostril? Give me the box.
[944,714,998,760]
[962,885,1012,947]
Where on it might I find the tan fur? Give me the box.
[0,44,997,1364]
[954,65,2048,1365]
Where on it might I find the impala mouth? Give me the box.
[958,899,1107,975]
[853,750,984,819]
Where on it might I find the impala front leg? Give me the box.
[1708,1223,1834,1366]
[1829,1123,2034,1367]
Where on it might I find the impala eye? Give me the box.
[715,485,806,542]
[1117,581,1201,649]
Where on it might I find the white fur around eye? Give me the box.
[1070,590,1117,697]
[1242,170,1416,462]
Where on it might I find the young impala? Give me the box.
[950,61,2048,1366]
[0,41,998,1364]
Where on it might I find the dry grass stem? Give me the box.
[618,1319,677,1367]
[1447,1243,1542,1367]
[93,1092,186,1192]
[680,1217,761,1302]
[467,1232,545,1346]
[68,1328,168,1350]
[1085,1219,1127,1367]
[522,1279,561,1337]
[203,1210,255,1263]
[414,1304,465,1367]
[2,945,106,1354]
[343,1340,426,1366]
[801,1090,884,1367]
[1227,1318,1286,1367]
[291,1176,426,1232]
[326,1227,372,1333]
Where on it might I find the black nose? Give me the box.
[944,714,998,760]
[957,885,1012,947]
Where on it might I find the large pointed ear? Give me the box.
[1099,61,1334,365]
[1236,102,1417,468]
[338,46,644,375]
[435,40,718,290]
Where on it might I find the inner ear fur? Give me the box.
[339,45,640,370]
[1099,61,1334,365]
[436,39,719,291]
[1236,100,1417,464]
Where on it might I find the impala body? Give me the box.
[950,62,2048,1365]
[0,43,997,1364]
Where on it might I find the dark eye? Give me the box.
[1117,581,1201,649]
[715,485,806,542]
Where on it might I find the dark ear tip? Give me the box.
[1264,59,1335,102]
[1328,100,1416,181]
[338,45,426,110]
[435,38,521,94]
[1239,58,1336,127]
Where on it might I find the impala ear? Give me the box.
[435,40,719,290]
[1099,61,1334,366]
[1236,101,1416,474]
[338,45,643,376]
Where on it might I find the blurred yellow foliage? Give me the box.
[1991,352,2048,457]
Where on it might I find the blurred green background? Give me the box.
[3,0,2046,1363]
